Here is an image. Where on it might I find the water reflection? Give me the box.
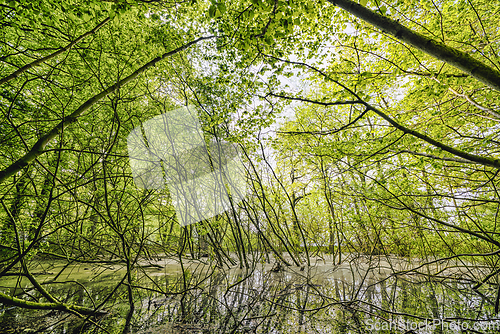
[0,255,498,333]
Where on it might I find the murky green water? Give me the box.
[1,255,499,333]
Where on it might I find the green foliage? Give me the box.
[1,0,500,331]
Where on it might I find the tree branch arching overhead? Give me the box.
[0,17,111,86]
[327,0,500,91]
[0,36,214,185]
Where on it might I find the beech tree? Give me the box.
[1,0,500,332]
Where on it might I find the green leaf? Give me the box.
[218,3,226,13]
[208,5,216,17]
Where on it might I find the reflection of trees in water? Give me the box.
[2,256,497,333]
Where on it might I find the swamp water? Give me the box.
[0,254,499,333]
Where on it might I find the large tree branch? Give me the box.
[0,17,111,85]
[326,0,500,91]
[388,149,477,164]
[0,36,215,184]
[365,104,500,169]
[262,54,500,169]
[267,93,363,106]
[0,290,105,315]
[277,92,500,169]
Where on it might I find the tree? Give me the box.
[1,0,500,331]
[0,0,219,323]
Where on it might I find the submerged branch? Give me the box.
[0,290,105,315]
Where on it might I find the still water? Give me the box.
[0,254,498,333]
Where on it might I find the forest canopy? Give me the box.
[1,0,500,332]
